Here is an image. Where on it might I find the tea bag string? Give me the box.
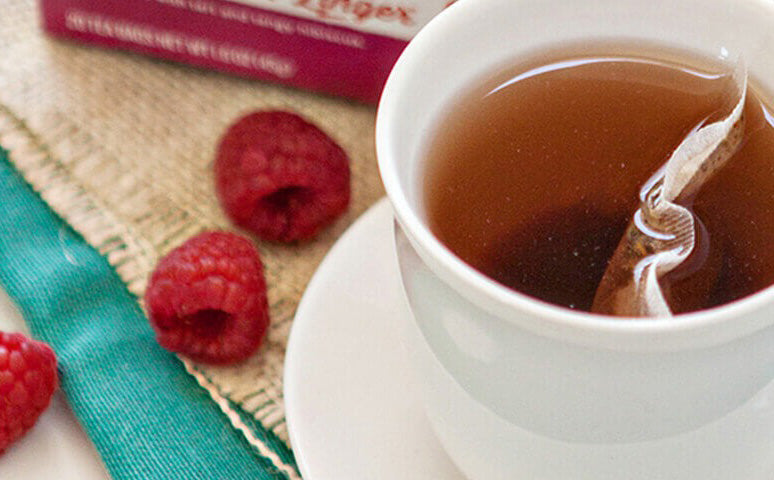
[591,60,747,317]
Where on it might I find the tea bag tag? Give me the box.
[591,61,747,317]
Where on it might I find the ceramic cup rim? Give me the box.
[375,0,774,351]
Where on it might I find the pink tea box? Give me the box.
[39,0,452,103]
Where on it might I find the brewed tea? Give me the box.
[424,48,774,314]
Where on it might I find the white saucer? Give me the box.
[0,287,109,479]
[284,198,465,480]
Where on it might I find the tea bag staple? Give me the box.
[591,61,747,317]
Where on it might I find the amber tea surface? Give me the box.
[423,50,774,314]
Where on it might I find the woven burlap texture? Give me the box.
[0,0,384,448]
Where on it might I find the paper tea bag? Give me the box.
[591,62,747,317]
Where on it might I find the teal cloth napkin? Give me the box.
[0,148,297,479]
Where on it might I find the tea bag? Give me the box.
[591,61,747,317]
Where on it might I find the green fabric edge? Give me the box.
[0,148,298,479]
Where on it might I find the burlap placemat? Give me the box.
[0,0,384,469]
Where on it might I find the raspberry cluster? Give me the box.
[144,231,270,365]
[145,110,351,366]
[215,111,351,243]
[0,332,58,453]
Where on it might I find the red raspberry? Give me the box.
[0,332,58,454]
[144,231,270,365]
[214,110,350,242]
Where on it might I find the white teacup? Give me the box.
[375,0,774,478]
